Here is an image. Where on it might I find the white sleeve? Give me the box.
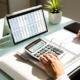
[56,74,70,80]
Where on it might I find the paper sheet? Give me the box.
[44,29,80,55]
[64,57,80,75]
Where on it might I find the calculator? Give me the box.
[24,38,66,60]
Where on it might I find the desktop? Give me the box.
[0,5,80,80]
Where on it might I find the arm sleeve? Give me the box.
[56,74,70,80]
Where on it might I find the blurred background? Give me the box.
[0,0,80,22]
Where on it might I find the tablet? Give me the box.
[64,22,80,34]
[6,5,48,44]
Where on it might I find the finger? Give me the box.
[79,29,80,32]
[48,54,57,60]
[39,60,43,67]
[39,60,46,69]
[78,32,80,35]
[78,33,80,38]
[57,56,62,62]
[48,54,53,58]
[39,60,44,67]
[43,54,52,63]
[40,56,48,64]
[78,29,80,33]
[78,30,80,35]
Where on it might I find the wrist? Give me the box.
[56,74,70,80]
[55,72,65,79]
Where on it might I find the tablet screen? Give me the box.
[6,5,47,44]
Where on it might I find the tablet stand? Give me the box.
[0,17,14,48]
[3,17,10,37]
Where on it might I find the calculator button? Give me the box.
[47,47,51,49]
[47,45,50,46]
[47,51,51,53]
[41,48,45,51]
[33,44,64,60]
[51,48,58,53]
[50,46,53,48]
[56,51,62,55]
[34,53,37,56]
[51,52,55,55]
[50,51,57,56]
[40,50,43,52]
[45,45,50,48]
[54,48,63,53]
[37,51,40,53]
[54,54,57,57]
[43,50,47,52]
[44,52,47,54]
[51,48,55,52]
[40,51,44,54]
[40,52,43,55]
[50,46,54,48]
[52,53,57,57]
[45,46,47,48]
[44,51,48,54]
[44,48,47,50]
[58,50,63,53]
[43,50,46,53]
[37,53,40,57]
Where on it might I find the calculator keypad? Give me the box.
[34,44,64,59]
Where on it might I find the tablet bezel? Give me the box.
[6,6,48,44]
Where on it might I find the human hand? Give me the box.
[39,54,65,80]
[78,29,80,38]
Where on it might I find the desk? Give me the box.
[0,11,77,80]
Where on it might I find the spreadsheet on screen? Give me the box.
[6,6,47,44]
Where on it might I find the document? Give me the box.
[44,29,80,54]
[44,29,80,65]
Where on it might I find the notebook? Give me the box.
[44,22,80,65]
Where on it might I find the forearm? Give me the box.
[56,74,70,80]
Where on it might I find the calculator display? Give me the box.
[29,41,45,52]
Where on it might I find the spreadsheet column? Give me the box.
[39,10,46,31]
[22,15,30,38]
